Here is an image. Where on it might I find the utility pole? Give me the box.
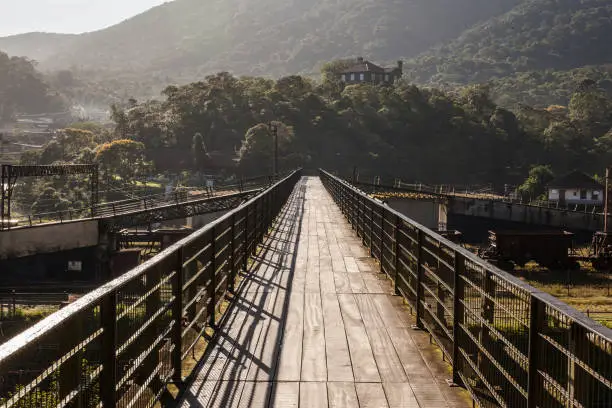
[269,122,278,178]
[606,167,610,234]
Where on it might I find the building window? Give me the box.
[385,74,390,82]
[344,74,349,81]
[593,191,600,200]
[350,73,355,81]
[360,73,365,81]
[580,189,587,199]
[573,191,577,196]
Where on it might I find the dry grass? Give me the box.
[512,261,612,327]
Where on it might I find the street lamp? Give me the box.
[269,122,278,178]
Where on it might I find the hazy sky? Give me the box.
[0,0,169,36]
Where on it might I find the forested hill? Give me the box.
[405,0,612,105]
[0,52,66,122]
[0,0,518,78]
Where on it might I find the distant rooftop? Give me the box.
[341,57,400,74]
[548,170,603,190]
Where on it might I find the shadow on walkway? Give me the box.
[179,179,307,407]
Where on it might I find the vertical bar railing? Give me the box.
[319,168,612,408]
[0,169,301,408]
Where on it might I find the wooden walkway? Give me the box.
[180,177,469,407]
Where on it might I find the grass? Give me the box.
[511,261,612,327]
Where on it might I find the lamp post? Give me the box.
[269,122,278,178]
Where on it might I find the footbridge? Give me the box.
[0,175,273,260]
[0,170,610,407]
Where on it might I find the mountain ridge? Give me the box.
[0,0,520,78]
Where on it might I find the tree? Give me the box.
[238,122,294,173]
[95,139,149,183]
[518,165,555,201]
[192,132,209,170]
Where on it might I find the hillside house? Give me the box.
[340,57,403,85]
[547,170,604,206]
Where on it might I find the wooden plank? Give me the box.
[371,295,410,328]
[363,274,385,294]
[356,257,377,272]
[354,294,385,329]
[276,291,304,381]
[344,323,380,382]
[348,275,367,294]
[196,289,264,382]
[320,268,336,294]
[363,327,408,383]
[301,292,327,381]
[328,382,359,408]
[238,381,272,408]
[344,256,360,273]
[383,383,420,408]
[356,383,390,408]
[181,380,245,408]
[246,288,285,381]
[306,233,321,293]
[322,293,354,382]
[337,294,363,327]
[331,256,347,272]
[270,382,299,408]
[300,382,329,408]
[386,326,432,380]
[333,273,351,294]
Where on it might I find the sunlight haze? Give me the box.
[0,0,170,36]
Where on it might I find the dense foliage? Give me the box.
[48,72,610,190]
[406,0,612,106]
[0,51,65,122]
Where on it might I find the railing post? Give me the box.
[229,213,236,293]
[209,227,217,327]
[243,207,249,271]
[393,215,400,295]
[172,248,184,383]
[379,210,385,272]
[59,313,83,405]
[452,252,465,385]
[527,296,544,408]
[369,204,374,257]
[415,229,424,328]
[100,291,117,407]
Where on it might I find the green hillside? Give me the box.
[404,0,612,105]
[0,0,518,78]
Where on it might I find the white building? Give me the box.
[547,170,604,206]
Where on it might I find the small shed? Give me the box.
[547,170,603,206]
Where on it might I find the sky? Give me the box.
[0,0,169,36]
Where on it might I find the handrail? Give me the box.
[320,169,612,408]
[0,169,302,407]
[1,173,285,231]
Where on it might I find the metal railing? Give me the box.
[320,169,612,408]
[354,176,603,215]
[2,173,280,230]
[0,169,301,407]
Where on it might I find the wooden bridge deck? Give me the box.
[180,177,469,408]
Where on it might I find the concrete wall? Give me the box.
[187,210,229,230]
[449,197,603,232]
[0,220,99,260]
[385,199,442,230]
[0,246,99,282]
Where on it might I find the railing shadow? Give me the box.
[179,178,307,407]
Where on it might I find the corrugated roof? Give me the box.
[548,170,603,189]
